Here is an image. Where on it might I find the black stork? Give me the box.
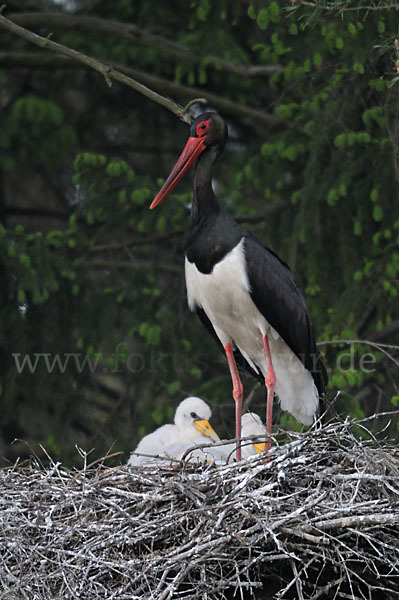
[150,112,327,460]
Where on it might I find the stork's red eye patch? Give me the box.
[196,119,210,137]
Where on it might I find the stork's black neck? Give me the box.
[186,146,244,274]
[190,146,222,227]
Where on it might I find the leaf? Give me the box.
[256,9,269,30]
[313,52,322,66]
[269,2,280,22]
[19,254,31,268]
[190,366,202,379]
[17,289,26,304]
[370,188,379,203]
[247,5,256,19]
[372,205,383,222]
[353,270,363,282]
[334,133,347,148]
[353,221,362,236]
[284,145,297,161]
[327,189,338,206]
[348,23,357,36]
[167,380,181,396]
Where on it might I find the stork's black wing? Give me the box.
[243,233,327,396]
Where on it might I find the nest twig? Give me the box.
[1,416,399,599]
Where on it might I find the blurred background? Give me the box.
[0,0,398,466]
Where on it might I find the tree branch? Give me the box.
[0,11,192,124]
[0,49,284,129]
[295,0,399,11]
[8,12,283,79]
[76,258,181,273]
[317,338,399,367]
[88,231,185,253]
[4,206,70,220]
[235,200,288,223]
[303,512,399,532]
[88,202,288,253]
[367,320,399,343]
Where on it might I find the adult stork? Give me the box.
[150,112,327,460]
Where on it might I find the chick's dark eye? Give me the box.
[190,412,198,419]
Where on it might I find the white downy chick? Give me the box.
[128,397,219,467]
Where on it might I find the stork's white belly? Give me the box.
[185,239,319,425]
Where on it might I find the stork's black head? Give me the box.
[189,112,228,152]
[150,112,227,210]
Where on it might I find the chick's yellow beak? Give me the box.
[254,442,266,454]
[194,419,220,442]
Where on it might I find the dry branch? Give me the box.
[296,0,399,11]
[317,337,399,367]
[8,12,283,79]
[0,11,191,124]
[1,417,399,599]
[0,6,285,130]
[0,50,284,129]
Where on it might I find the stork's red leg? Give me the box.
[262,334,276,451]
[224,342,243,461]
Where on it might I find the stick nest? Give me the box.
[1,417,399,600]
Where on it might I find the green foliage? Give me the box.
[0,0,397,466]
[2,96,77,169]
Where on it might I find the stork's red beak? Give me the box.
[149,135,207,210]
